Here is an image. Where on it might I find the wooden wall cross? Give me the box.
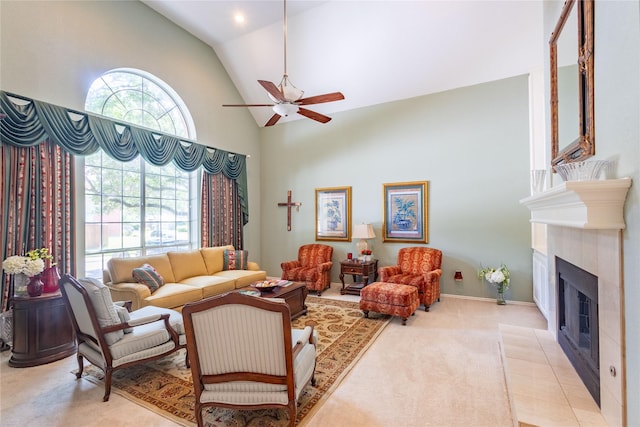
[277,190,302,231]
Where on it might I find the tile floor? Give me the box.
[500,324,607,427]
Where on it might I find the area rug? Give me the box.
[79,296,390,426]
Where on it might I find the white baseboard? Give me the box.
[441,293,537,307]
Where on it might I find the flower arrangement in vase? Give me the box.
[2,248,57,297]
[478,264,510,305]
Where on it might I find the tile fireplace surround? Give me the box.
[521,178,632,427]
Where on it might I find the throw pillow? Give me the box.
[113,303,133,333]
[132,263,164,292]
[223,249,248,270]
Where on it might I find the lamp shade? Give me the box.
[353,224,376,239]
[273,103,299,117]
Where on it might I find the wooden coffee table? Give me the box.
[237,281,308,319]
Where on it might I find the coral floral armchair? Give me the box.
[281,244,333,296]
[378,247,442,311]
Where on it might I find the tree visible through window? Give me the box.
[83,69,197,278]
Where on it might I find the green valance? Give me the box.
[0,90,249,224]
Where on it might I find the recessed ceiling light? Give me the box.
[234,13,245,24]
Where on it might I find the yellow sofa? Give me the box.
[103,246,266,310]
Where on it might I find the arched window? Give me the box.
[82,69,198,278]
[86,68,196,138]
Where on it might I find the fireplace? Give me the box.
[556,256,599,405]
[520,178,631,426]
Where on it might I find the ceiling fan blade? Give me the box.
[222,104,275,107]
[265,113,282,127]
[297,92,345,105]
[297,107,331,124]
[258,80,287,102]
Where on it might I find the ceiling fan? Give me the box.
[222,0,345,127]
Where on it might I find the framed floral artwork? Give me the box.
[382,181,428,243]
[315,186,351,241]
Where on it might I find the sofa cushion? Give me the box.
[167,250,208,282]
[132,263,164,292]
[215,269,268,288]
[223,249,248,270]
[78,278,124,345]
[180,275,236,298]
[200,245,234,275]
[144,283,204,309]
[108,254,175,284]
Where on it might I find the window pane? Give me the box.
[122,223,140,249]
[84,253,105,280]
[85,165,101,194]
[176,221,189,243]
[85,223,102,252]
[122,197,141,222]
[162,200,176,221]
[146,201,161,221]
[123,171,140,195]
[103,223,122,250]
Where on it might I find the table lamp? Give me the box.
[353,223,376,256]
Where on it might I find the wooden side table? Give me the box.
[340,259,378,295]
[9,291,76,368]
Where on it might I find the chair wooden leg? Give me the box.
[103,368,113,402]
[288,403,297,427]
[195,403,204,427]
[75,354,84,379]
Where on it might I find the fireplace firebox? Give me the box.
[556,257,600,406]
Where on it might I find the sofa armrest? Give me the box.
[379,265,401,281]
[106,282,151,311]
[247,261,260,271]
[281,260,301,271]
[316,261,333,273]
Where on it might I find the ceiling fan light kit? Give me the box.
[222,0,344,127]
[273,103,299,117]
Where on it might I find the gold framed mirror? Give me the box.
[550,0,595,167]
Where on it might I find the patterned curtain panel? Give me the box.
[201,172,243,249]
[0,140,75,312]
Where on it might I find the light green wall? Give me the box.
[0,0,263,261]
[259,75,533,302]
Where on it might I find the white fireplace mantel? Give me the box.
[520,178,632,229]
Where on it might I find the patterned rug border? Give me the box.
[78,296,391,426]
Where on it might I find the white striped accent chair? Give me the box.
[59,274,187,402]
[182,292,317,427]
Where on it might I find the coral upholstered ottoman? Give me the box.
[360,282,419,325]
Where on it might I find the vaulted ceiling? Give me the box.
[142,1,543,127]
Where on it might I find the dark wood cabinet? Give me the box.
[9,291,76,368]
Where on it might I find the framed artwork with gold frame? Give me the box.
[315,186,351,241]
[382,181,428,243]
